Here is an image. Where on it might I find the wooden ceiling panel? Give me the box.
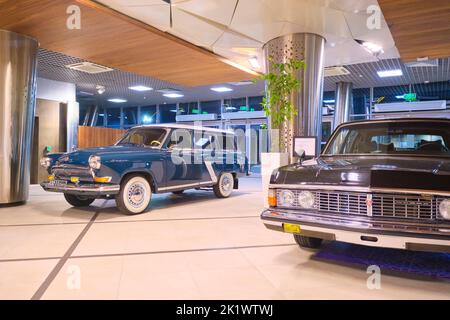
[379,0,450,61]
[0,0,257,86]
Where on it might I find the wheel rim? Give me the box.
[221,175,232,193]
[127,182,147,208]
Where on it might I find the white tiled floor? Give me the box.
[0,177,448,300]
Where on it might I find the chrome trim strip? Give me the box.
[41,182,120,193]
[269,184,450,197]
[157,181,214,192]
[204,161,218,184]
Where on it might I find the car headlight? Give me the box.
[40,157,51,168]
[279,190,295,206]
[439,199,450,220]
[298,191,315,209]
[88,155,101,169]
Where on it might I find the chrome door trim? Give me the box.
[157,181,214,192]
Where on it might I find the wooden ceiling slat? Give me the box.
[0,0,256,86]
[379,0,450,61]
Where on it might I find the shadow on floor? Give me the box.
[311,241,450,282]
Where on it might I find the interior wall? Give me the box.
[33,99,67,183]
[78,126,126,149]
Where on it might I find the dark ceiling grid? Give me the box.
[37,48,449,107]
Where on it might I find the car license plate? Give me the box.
[283,223,301,234]
[48,179,67,188]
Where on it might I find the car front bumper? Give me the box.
[261,208,450,253]
[40,181,120,196]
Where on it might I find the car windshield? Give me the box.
[116,128,167,147]
[323,121,450,157]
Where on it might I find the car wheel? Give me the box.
[213,172,234,198]
[293,235,323,249]
[116,174,152,215]
[172,190,184,195]
[64,194,95,207]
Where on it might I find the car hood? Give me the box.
[273,156,450,192]
[55,145,157,166]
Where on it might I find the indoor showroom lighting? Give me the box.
[323,99,335,104]
[129,85,153,92]
[377,69,403,78]
[248,56,260,69]
[142,115,153,123]
[108,98,127,103]
[163,93,184,98]
[210,86,233,92]
[96,85,106,94]
[355,39,384,56]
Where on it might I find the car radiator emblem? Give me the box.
[366,194,373,217]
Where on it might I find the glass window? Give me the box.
[179,102,199,115]
[106,108,121,128]
[123,107,138,128]
[322,121,332,142]
[140,105,156,124]
[160,104,177,123]
[116,128,167,147]
[373,85,409,104]
[167,128,193,150]
[248,96,263,111]
[323,121,450,157]
[96,108,106,127]
[352,88,370,120]
[200,100,221,114]
[223,98,247,112]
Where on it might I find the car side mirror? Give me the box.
[293,136,318,163]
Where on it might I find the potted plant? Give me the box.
[256,55,305,205]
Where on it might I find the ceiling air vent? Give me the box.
[65,62,113,74]
[405,58,439,68]
[324,66,350,77]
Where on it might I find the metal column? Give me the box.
[0,30,38,204]
[334,82,353,129]
[263,33,325,161]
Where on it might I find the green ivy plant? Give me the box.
[255,56,305,128]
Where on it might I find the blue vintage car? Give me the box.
[40,124,246,214]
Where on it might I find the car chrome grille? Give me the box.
[276,189,448,222]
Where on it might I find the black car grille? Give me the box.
[276,189,447,222]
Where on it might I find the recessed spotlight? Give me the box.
[359,74,363,78]
[248,57,260,69]
[211,86,233,93]
[163,93,184,98]
[424,80,430,84]
[108,98,127,103]
[329,42,336,47]
[129,85,153,92]
[377,69,403,78]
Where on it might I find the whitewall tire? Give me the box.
[116,175,152,215]
[213,172,234,198]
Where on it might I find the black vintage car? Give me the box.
[261,118,450,253]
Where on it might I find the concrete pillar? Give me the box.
[0,30,38,204]
[263,33,325,161]
[334,82,353,129]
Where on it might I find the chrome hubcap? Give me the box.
[221,175,232,192]
[127,182,146,208]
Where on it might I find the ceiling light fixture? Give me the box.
[248,57,260,69]
[96,85,106,95]
[210,87,233,93]
[108,98,127,103]
[355,39,384,57]
[163,93,184,98]
[323,99,335,104]
[129,85,153,92]
[377,69,403,78]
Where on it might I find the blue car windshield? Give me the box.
[116,128,167,147]
[323,121,450,157]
